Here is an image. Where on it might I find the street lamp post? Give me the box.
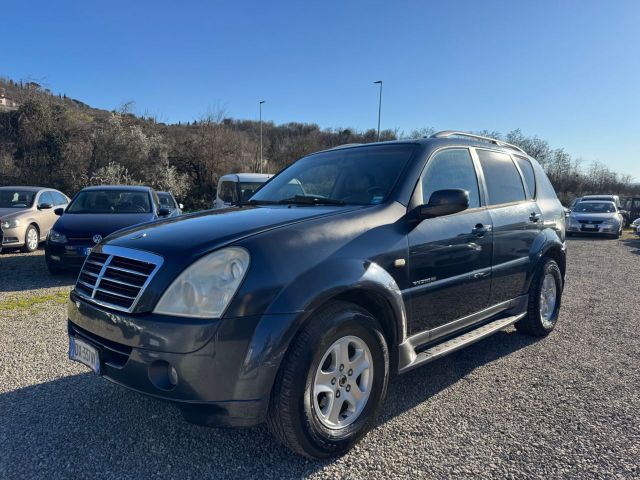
[259,100,265,173]
[374,80,382,141]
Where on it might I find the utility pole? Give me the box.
[259,100,265,173]
[374,80,383,141]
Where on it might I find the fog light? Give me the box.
[148,360,179,391]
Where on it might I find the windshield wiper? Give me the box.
[244,199,280,205]
[277,195,345,206]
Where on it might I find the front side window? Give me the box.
[420,148,481,208]
[38,192,54,207]
[218,182,238,204]
[158,193,177,209]
[477,150,526,205]
[251,144,417,205]
[67,190,151,214]
[239,182,265,203]
[0,190,36,208]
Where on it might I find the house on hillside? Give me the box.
[0,93,19,111]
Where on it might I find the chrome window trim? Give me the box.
[74,245,164,313]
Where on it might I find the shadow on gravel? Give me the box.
[0,251,75,292]
[0,330,537,478]
[620,237,640,255]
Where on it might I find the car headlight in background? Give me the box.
[1,219,21,229]
[631,219,640,229]
[48,229,68,244]
[154,247,250,318]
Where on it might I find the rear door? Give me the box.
[474,149,541,305]
[36,191,58,238]
[407,147,493,335]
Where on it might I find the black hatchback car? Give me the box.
[46,185,170,273]
[66,132,566,458]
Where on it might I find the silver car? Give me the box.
[0,186,70,252]
[566,200,624,238]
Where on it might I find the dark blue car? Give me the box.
[45,185,170,274]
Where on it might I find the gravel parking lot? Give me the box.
[1,237,639,479]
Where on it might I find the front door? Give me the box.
[406,148,493,335]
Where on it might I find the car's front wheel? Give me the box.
[21,225,39,253]
[268,301,389,458]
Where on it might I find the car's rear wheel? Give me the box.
[516,258,563,336]
[267,301,389,458]
[21,225,39,253]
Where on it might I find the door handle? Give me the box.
[529,212,541,223]
[472,223,491,236]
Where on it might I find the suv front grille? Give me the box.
[75,246,163,313]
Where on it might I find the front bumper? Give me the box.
[1,225,26,247]
[46,243,92,270]
[67,291,297,426]
[567,225,618,235]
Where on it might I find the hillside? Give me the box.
[0,77,637,208]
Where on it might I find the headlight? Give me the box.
[1,219,20,229]
[154,247,250,318]
[48,229,68,244]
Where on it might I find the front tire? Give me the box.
[268,301,389,458]
[22,225,39,253]
[516,258,563,336]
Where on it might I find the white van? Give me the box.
[213,173,273,209]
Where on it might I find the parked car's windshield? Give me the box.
[573,201,616,213]
[0,190,36,208]
[67,190,152,214]
[250,144,417,205]
[157,193,177,209]
[239,182,265,203]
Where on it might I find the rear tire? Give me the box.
[516,258,563,337]
[21,225,39,253]
[267,301,389,458]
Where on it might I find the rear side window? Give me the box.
[421,148,480,208]
[477,150,526,205]
[514,156,536,199]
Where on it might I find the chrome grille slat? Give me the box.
[94,287,137,300]
[74,246,163,313]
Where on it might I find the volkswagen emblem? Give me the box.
[92,234,103,244]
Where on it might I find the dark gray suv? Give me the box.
[66,131,566,458]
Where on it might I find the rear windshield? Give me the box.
[250,144,417,205]
[67,190,151,214]
[0,190,36,208]
[573,202,616,213]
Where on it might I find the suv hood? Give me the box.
[54,212,156,237]
[104,205,363,259]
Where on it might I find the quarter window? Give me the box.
[514,156,536,199]
[477,150,526,205]
[421,148,480,209]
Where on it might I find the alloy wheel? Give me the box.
[539,272,558,329]
[313,335,373,429]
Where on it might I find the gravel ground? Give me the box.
[0,239,639,479]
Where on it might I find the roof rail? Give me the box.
[328,143,362,150]
[430,130,527,155]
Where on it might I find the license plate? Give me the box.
[69,337,101,374]
[583,224,597,230]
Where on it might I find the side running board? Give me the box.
[398,313,525,374]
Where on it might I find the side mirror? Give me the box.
[158,207,171,217]
[54,208,64,216]
[412,189,470,222]
[38,203,53,210]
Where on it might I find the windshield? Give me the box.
[158,193,176,209]
[239,182,265,203]
[0,190,36,208]
[250,144,417,205]
[67,190,152,214]
[573,202,616,213]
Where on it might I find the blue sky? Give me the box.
[2,0,639,178]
